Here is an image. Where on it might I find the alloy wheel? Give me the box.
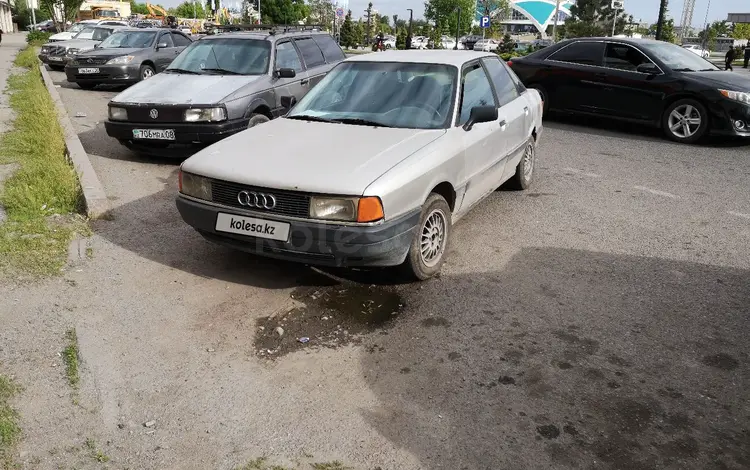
[668,104,702,139]
[142,68,154,79]
[420,209,447,268]
[522,142,535,180]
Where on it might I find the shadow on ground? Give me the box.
[360,247,750,469]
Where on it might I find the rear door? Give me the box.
[271,40,307,117]
[292,36,328,90]
[599,42,670,122]
[170,31,192,59]
[543,40,607,113]
[312,34,346,72]
[154,31,176,72]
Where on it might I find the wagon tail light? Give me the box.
[507,60,513,66]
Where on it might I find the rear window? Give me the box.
[547,41,605,66]
[312,34,345,63]
[294,37,325,68]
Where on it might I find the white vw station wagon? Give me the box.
[177,51,544,280]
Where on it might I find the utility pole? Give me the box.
[655,0,668,40]
[258,0,261,24]
[611,7,619,36]
[364,2,373,46]
[28,0,37,29]
[551,0,560,41]
[406,8,413,49]
[454,6,461,50]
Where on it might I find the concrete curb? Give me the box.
[38,61,110,219]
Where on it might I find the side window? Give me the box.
[604,43,650,71]
[275,41,303,72]
[312,34,345,63]
[294,37,325,68]
[481,57,520,107]
[171,32,191,47]
[458,63,497,126]
[159,32,174,47]
[547,41,605,66]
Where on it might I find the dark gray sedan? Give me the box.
[65,28,192,90]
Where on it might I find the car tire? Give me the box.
[506,138,536,191]
[402,193,452,281]
[247,113,270,128]
[77,82,96,90]
[662,98,709,144]
[529,85,548,116]
[139,64,155,81]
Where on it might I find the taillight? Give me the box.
[507,60,513,66]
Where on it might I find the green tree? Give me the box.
[426,0,507,39]
[306,0,335,27]
[130,1,150,15]
[396,28,406,49]
[39,0,85,30]
[660,18,676,43]
[339,10,355,48]
[564,0,629,38]
[170,1,205,18]
[733,23,750,40]
[353,19,364,45]
[255,0,308,24]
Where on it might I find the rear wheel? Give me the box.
[662,98,708,144]
[401,193,452,281]
[506,138,536,190]
[77,82,96,90]
[247,113,270,128]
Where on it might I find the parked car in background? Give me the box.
[383,35,396,49]
[508,37,750,143]
[47,20,99,42]
[682,44,710,59]
[28,20,56,32]
[65,28,193,90]
[104,28,346,157]
[175,50,543,280]
[411,36,427,49]
[474,38,499,52]
[461,35,482,51]
[441,36,457,50]
[39,24,125,70]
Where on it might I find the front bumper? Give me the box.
[176,195,418,268]
[38,54,68,66]
[64,63,141,85]
[104,119,248,157]
[708,99,750,137]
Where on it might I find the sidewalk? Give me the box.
[0,34,27,135]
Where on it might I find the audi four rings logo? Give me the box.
[149,109,159,119]
[237,191,277,209]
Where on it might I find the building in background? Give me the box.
[475,0,575,37]
[0,0,12,33]
[727,13,750,23]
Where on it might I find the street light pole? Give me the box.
[406,8,413,49]
[551,0,560,42]
[611,7,619,36]
[454,6,461,50]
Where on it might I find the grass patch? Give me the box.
[311,463,351,470]
[0,46,87,277]
[62,329,80,390]
[0,375,21,467]
[84,438,109,463]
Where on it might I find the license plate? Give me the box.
[78,67,99,74]
[132,129,176,140]
[215,213,290,242]
[48,56,62,61]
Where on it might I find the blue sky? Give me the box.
[164,1,746,26]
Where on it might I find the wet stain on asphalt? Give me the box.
[421,317,451,327]
[701,353,739,371]
[537,424,560,439]
[253,283,404,358]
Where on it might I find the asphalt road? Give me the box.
[0,69,747,469]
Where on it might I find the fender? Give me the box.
[242,96,273,119]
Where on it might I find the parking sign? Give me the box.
[611,0,624,8]
[480,16,491,28]
[336,8,344,18]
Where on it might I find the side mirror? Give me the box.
[93,43,99,49]
[281,96,297,109]
[463,105,498,131]
[275,68,296,79]
[636,63,660,75]
[157,42,169,49]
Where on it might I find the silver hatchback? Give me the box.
[104,26,346,157]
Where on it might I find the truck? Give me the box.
[77,1,132,21]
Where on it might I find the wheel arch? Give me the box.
[428,181,457,212]
[243,97,273,119]
[661,93,712,125]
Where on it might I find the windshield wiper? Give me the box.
[672,68,698,72]
[165,68,200,74]
[200,67,242,75]
[286,115,336,123]
[332,118,392,128]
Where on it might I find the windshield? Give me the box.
[69,23,86,33]
[98,31,156,49]
[97,10,119,18]
[642,41,718,71]
[167,38,271,75]
[73,27,112,41]
[287,61,457,130]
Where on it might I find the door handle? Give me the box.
[300,79,309,85]
[523,106,529,115]
[499,119,507,129]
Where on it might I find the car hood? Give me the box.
[685,71,750,90]
[112,73,263,105]
[46,39,100,49]
[49,32,76,41]
[77,47,147,58]
[182,118,446,195]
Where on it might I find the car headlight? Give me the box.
[41,46,50,53]
[184,107,227,122]
[108,106,127,121]
[106,55,135,65]
[720,89,750,105]
[67,48,79,55]
[179,171,212,200]
[309,196,384,223]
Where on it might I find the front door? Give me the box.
[272,40,308,117]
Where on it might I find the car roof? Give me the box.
[559,37,671,47]
[345,50,497,67]
[199,30,330,42]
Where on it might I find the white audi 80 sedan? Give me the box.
[176,50,544,280]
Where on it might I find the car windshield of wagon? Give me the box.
[287,61,457,130]
[98,31,156,48]
[73,27,112,41]
[166,38,271,75]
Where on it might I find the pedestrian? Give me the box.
[0,29,4,46]
[744,44,750,68]
[725,47,735,71]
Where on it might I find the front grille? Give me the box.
[125,106,187,123]
[76,57,109,65]
[47,46,66,56]
[210,180,310,218]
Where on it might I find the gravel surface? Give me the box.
[0,67,747,470]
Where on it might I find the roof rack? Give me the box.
[213,24,327,34]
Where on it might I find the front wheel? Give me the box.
[401,193,452,281]
[140,64,155,81]
[247,113,270,128]
[662,98,708,144]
